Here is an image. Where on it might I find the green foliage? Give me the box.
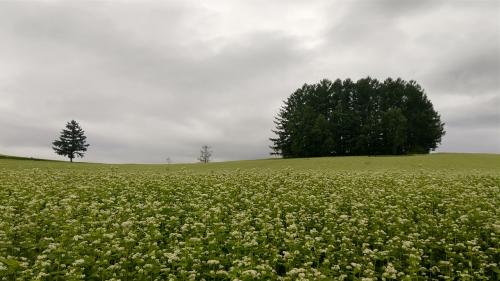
[52,120,90,162]
[271,78,445,157]
[0,154,498,280]
[381,108,407,155]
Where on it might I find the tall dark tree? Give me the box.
[271,78,445,157]
[52,120,90,162]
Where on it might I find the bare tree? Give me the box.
[198,145,212,163]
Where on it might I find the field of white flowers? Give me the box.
[0,158,499,280]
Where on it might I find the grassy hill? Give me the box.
[1,153,499,174]
[171,153,500,174]
[0,154,49,161]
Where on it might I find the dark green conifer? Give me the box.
[52,120,90,162]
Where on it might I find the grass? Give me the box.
[0,154,55,161]
[0,153,499,280]
[1,153,499,174]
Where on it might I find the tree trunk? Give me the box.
[70,158,73,163]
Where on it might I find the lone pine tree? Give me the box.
[52,120,90,162]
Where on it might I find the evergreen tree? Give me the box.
[52,120,90,162]
[381,108,407,154]
[271,78,445,157]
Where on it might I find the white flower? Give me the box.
[207,260,219,265]
[73,259,85,266]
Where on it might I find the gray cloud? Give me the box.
[444,95,500,128]
[0,0,498,163]
[425,47,500,95]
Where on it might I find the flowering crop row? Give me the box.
[0,167,499,280]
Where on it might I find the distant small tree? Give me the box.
[198,145,212,163]
[52,120,90,162]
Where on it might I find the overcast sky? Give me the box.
[0,0,499,163]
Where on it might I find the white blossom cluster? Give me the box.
[0,166,498,280]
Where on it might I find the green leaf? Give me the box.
[0,257,20,270]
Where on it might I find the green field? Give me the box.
[0,154,499,280]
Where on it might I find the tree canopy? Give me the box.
[270,78,445,157]
[52,120,90,162]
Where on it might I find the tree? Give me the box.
[270,78,445,157]
[52,120,90,162]
[198,145,212,163]
[381,108,407,154]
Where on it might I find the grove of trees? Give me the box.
[271,77,445,157]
